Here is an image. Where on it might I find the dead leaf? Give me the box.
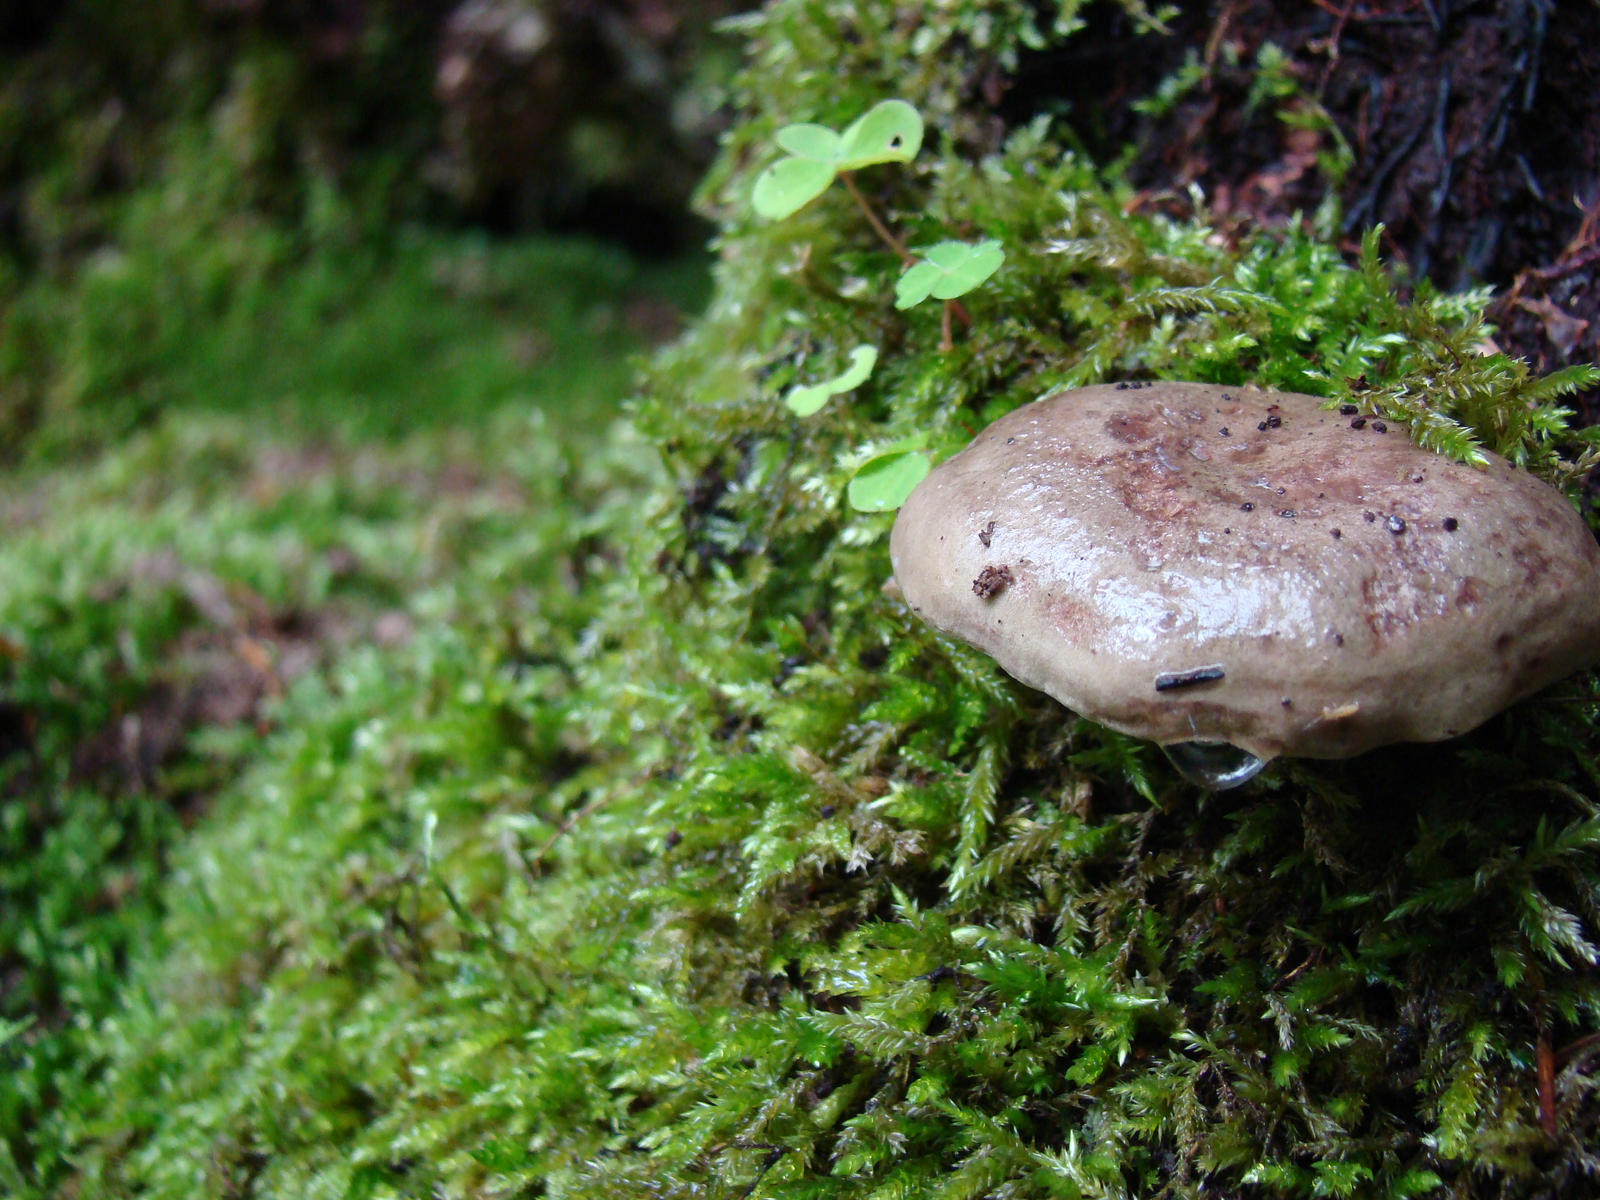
[1516,296,1591,359]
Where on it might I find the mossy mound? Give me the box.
[0,232,693,1194]
[37,3,1600,1197]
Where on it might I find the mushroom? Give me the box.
[889,382,1600,786]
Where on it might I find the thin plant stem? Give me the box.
[840,170,914,265]
[941,300,954,351]
[532,791,614,870]
[1537,1026,1557,1137]
[839,170,974,332]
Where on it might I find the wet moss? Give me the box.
[38,3,1600,1197]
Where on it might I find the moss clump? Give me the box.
[36,3,1600,1198]
[0,231,693,1194]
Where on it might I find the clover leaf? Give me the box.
[894,238,1006,309]
[834,100,924,170]
[785,345,878,416]
[752,100,925,220]
[774,123,842,160]
[847,442,932,512]
[751,157,837,220]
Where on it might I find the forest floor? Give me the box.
[0,230,703,1190]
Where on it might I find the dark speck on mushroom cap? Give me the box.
[888,382,1600,762]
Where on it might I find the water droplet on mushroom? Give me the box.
[1163,741,1266,790]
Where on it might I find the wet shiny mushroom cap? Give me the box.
[889,382,1600,762]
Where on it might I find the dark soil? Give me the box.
[66,611,341,812]
[1007,0,1600,430]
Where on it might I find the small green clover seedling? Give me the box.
[895,238,1005,350]
[751,100,924,220]
[895,239,1005,309]
[752,100,1005,513]
[847,440,932,512]
[785,345,878,416]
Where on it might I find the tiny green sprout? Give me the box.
[785,345,878,416]
[0,1015,33,1049]
[752,100,924,220]
[894,239,1006,310]
[848,442,932,512]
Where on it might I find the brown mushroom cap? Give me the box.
[889,382,1600,762]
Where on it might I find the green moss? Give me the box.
[23,3,1600,1198]
[0,225,698,1192]
[4,205,704,460]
